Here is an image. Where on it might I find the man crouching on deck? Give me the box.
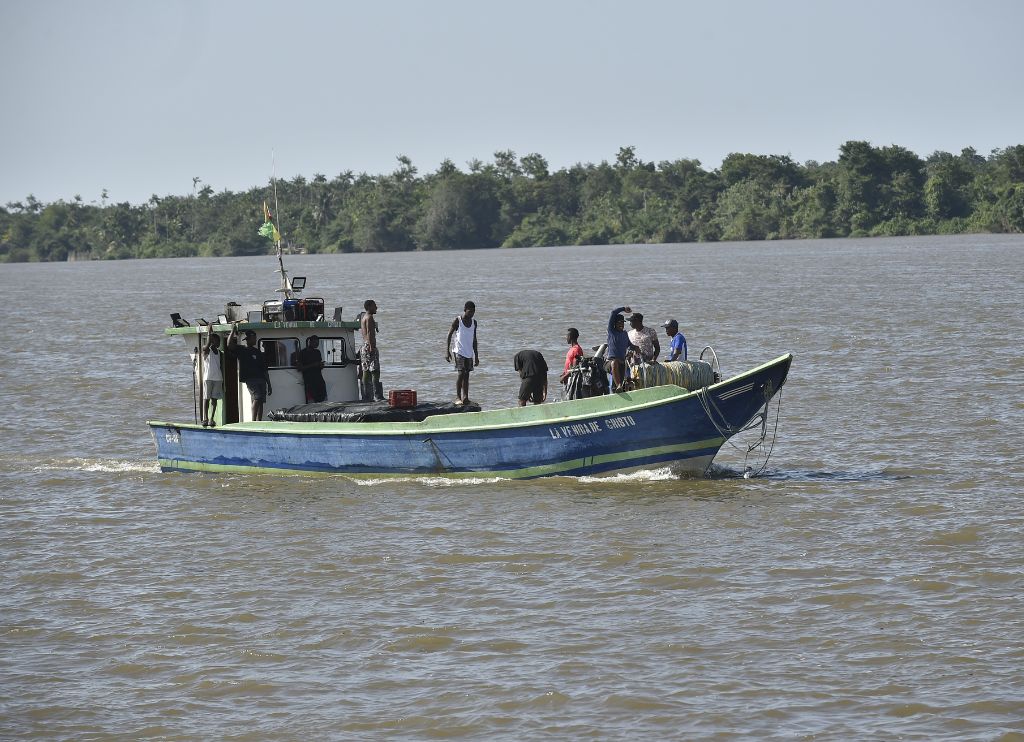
[513,349,548,406]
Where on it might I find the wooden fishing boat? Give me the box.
[148,224,791,478]
[149,349,791,478]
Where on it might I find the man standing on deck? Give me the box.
[445,301,479,406]
[628,313,660,363]
[293,335,327,403]
[360,299,383,401]
[227,325,272,421]
[559,327,584,398]
[606,306,638,392]
[559,328,584,383]
[201,327,224,426]
[662,319,688,362]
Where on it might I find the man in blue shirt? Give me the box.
[661,318,688,362]
[607,306,638,392]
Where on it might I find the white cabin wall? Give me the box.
[174,325,360,423]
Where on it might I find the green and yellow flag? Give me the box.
[258,201,281,242]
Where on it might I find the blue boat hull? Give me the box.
[149,354,791,479]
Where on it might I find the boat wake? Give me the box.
[352,475,514,487]
[351,467,683,487]
[577,467,680,484]
[32,457,161,474]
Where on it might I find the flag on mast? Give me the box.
[258,201,282,242]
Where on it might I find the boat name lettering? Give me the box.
[603,415,637,429]
[549,421,603,439]
[164,430,180,444]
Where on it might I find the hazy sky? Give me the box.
[2,0,1022,206]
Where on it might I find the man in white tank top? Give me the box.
[445,300,479,406]
[200,328,224,426]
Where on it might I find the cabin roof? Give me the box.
[165,320,360,336]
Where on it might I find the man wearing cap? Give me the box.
[627,313,660,363]
[662,319,688,362]
[227,324,273,421]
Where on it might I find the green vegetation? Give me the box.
[2,142,1023,262]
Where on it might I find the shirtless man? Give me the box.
[360,299,382,401]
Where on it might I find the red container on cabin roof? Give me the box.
[388,390,417,408]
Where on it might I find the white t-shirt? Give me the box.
[452,316,476,359]
[628,326,658,362]
[203,347,223,382]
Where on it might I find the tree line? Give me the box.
[2,141,1023,262]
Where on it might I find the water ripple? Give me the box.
[2,237,1023,739]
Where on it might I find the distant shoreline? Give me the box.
[3,142,1022,262]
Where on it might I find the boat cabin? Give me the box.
[167,292,362,425]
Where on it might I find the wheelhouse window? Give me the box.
[319,337,351,366]
[259,338,301,369]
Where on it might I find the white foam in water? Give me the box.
[577,466,679,483]
[34,458,161,474]
[352,467,681,486]
[30,460,682,484]
[352,475,512,487]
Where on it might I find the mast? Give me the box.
[275,228,292,300]
[272,154,292,300]
[260,152,298,300]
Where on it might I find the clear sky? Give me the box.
[2,0,1022,206]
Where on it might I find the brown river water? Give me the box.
[1,235,1022,739]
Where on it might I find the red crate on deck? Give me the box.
[388,389,417,408]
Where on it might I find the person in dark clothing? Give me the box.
[513,349,548,406]
[606,306,639,392]
[293,335,327,403]
[227,325,273,421]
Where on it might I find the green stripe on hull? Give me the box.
[157,436,725,479]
